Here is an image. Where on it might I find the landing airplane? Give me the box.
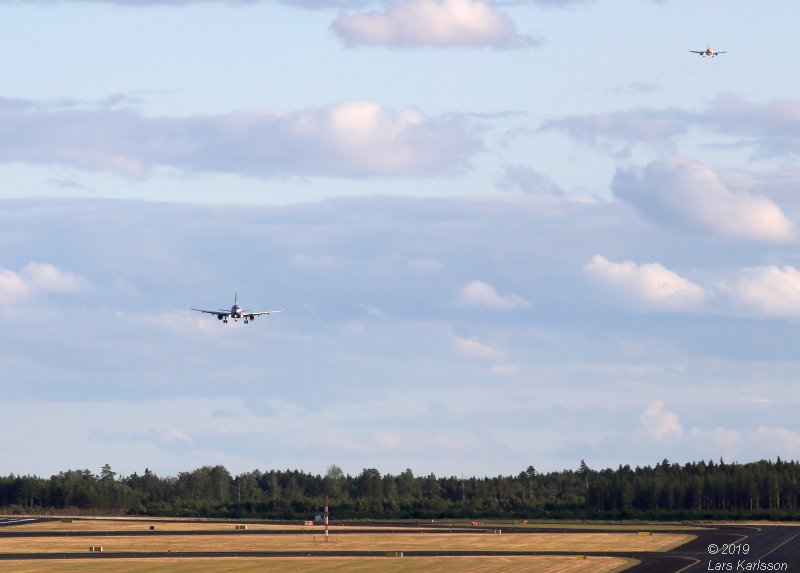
[690,44,726,57]
[189,294,283,324]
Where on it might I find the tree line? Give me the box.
[1,458,799,521]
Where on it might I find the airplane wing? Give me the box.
[189,307,231,316]
[715,51,726,54]
[689,50,704,54]
[243,309,284,317]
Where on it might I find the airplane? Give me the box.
[690,44,726,57]
[189,293,283,324]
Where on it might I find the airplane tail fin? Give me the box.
[235,292,238,305]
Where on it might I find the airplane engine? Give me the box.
[217,314,223,320]
[249,314,255,321]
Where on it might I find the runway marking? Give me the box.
[673,556,700,573]
[759,531,800,561]
[730,532,749,545]
[712,526,756,545]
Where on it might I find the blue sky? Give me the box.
[2,0,800,479]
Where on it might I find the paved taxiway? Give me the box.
[628,524,800,572]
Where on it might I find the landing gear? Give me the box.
[223,318,228,324]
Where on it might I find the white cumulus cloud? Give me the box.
[640,400,682,442]
[0,269,30,304]
[332,0,536,48]
[0,98,478,179]
[585,255,709,312]
[453,335,506,360]
[612,158,795,242]
[159,428,194,446]
[489,363,520,377]
[23,263,89,293]
[0,263,89,304]
[755,427,800,457]
[722,265,800,318]
[689,425,800,460]
[455,280,530,310]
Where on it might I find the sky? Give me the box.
[2,0,800,480]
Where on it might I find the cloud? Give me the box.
[332,0,536,49]
[541,96,800,159]
[612,158,795,242]
[689,426,740,452]
[585,255,709,312]
[408,258,443,272]
[453,335,506,360]
[0,98,478,179]
[722,265,800,318]
[159,428,194,446]
[540,108,691,147]
[0,0,592,7]
[46,177,87,191]
[754,427,800,457]
[455,280,530,310]
[704,96,800,158]
[0,270,29,305]
[498,164,565,196]
[639,400,682,442]
[370,430,467,452]
[23,263,89,294]
[689,426,800,460]
[502,0,594,5]
[488,363,520,377]
[0,263,89,304]
[0,0,369,6]
[720,168,800,205]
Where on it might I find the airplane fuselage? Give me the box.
[190,294,280,325]
[693,46,724,57]
[222,304,255,323]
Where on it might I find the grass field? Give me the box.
[476,521,708,532]
[3,516,707,532]
[4,520,320,533]
[0,517,698,572]
[0,556,638,573]
[0,531,693,553]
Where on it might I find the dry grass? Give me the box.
[0,531,693,554]
[482,522,708,531]
[3,517,703,534]
[4,517,450,533]
[4,520,317,533]
[0,556,638,573]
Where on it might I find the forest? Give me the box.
[1,458,799,521]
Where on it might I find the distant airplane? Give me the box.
[690,44,726,57]
[189,293,283,324]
